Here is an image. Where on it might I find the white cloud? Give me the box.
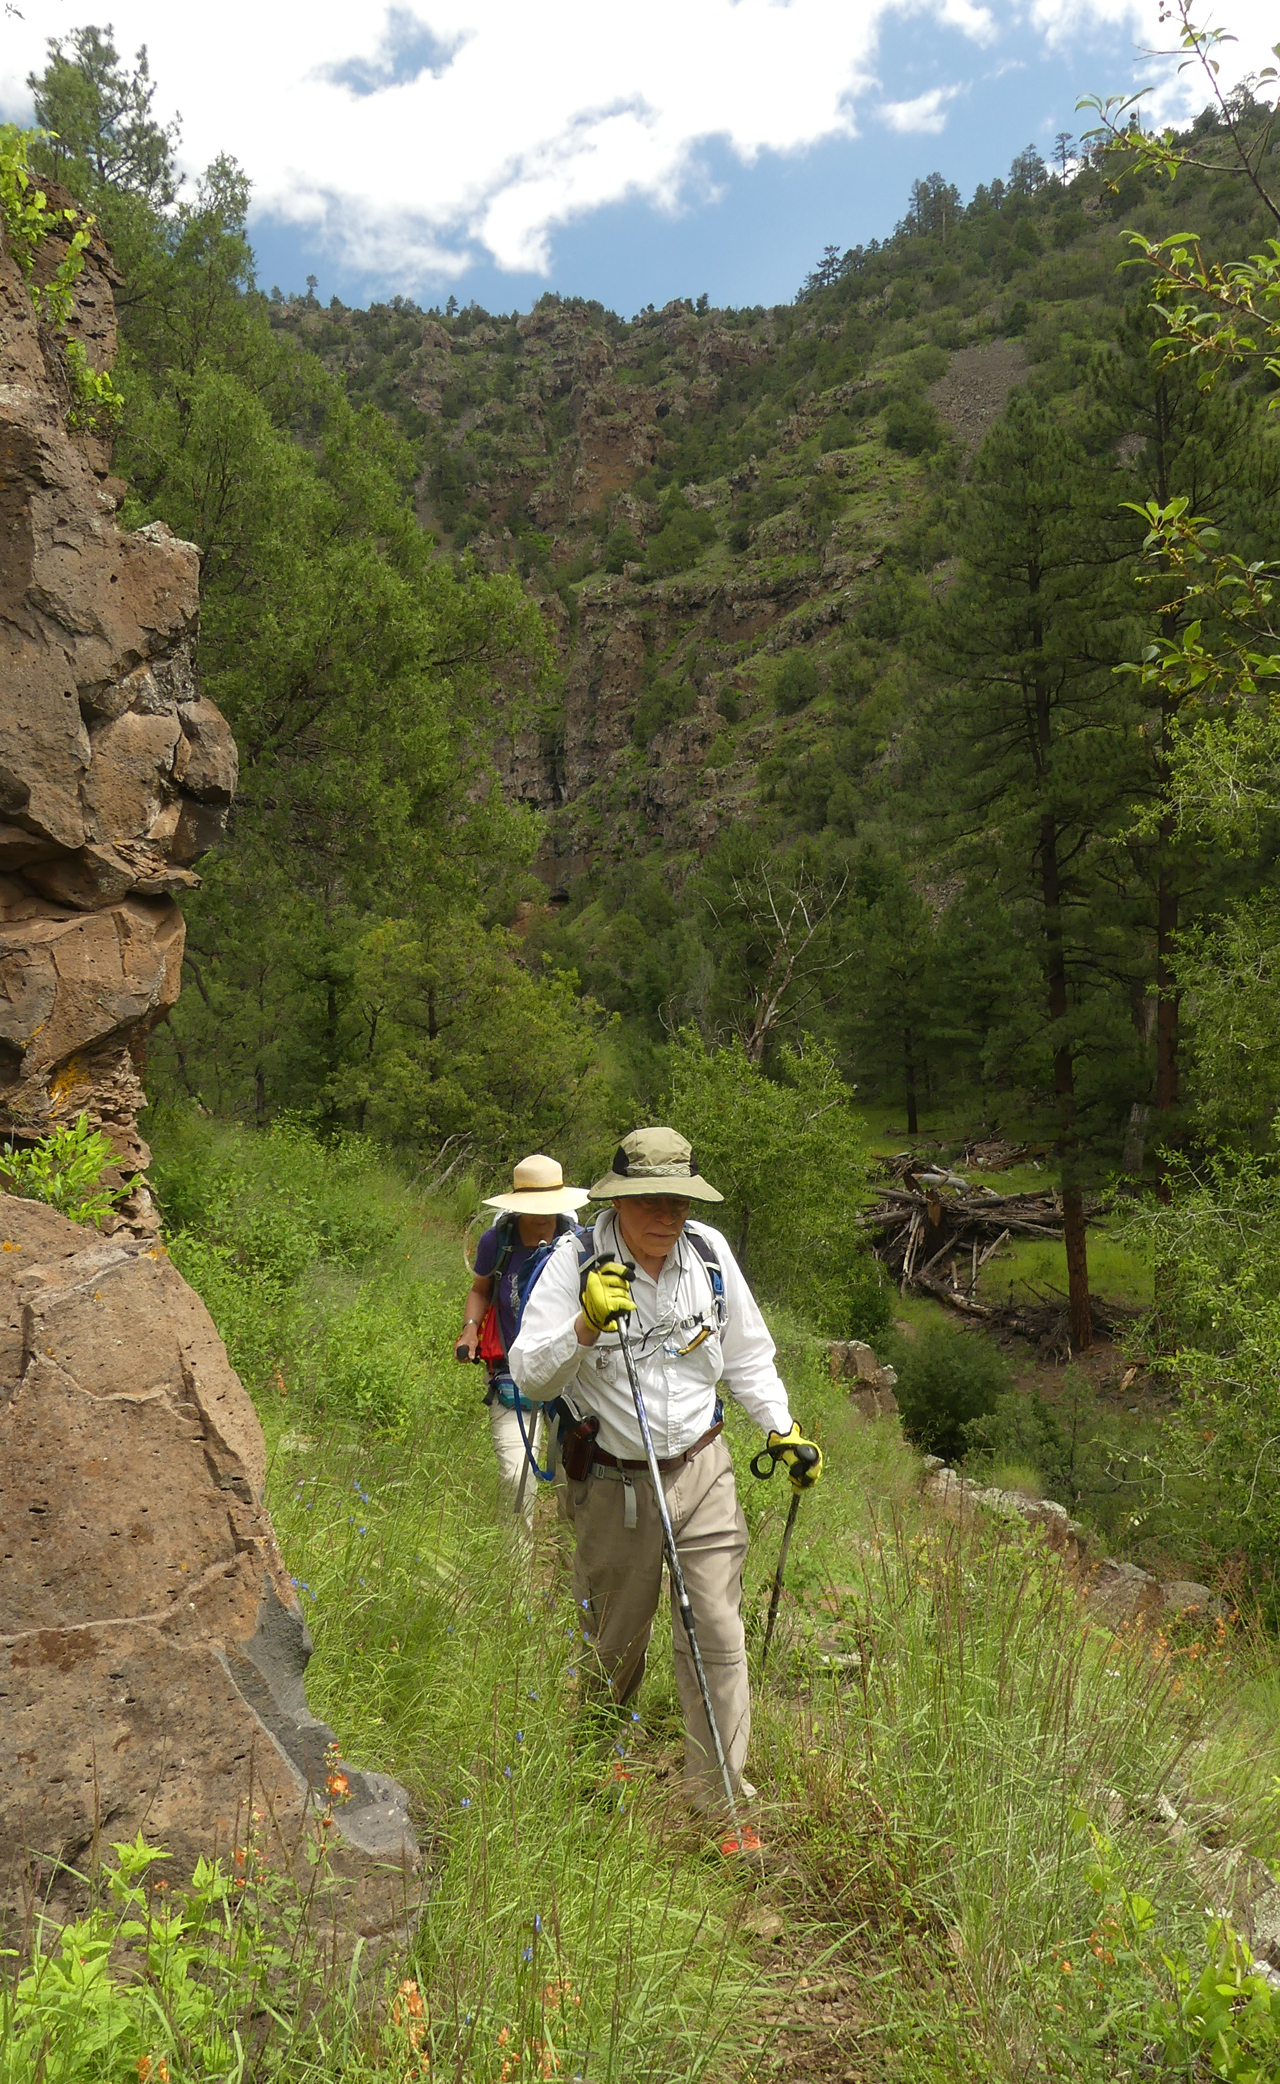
[1029,0,1280,117]
[882,85,962,132]
[1,0,1273,290]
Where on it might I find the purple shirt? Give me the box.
[473,1223,544,1357]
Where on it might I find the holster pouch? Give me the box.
[559,1412,600,1483]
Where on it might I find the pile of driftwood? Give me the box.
[862,1171,1139,1356]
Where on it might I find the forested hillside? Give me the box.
[18,22,1280,1581]
[27,30,1278,1184]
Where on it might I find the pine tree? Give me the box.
[28,26,179,206]
[934,394,1138,1349]
[1090,305,1280,1161]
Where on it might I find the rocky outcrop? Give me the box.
[920,1455,1227,1624]
[829,1338,899,1419]
[0,190,236,1210]
[0,200,417,1935]
[0,1198,416,1931]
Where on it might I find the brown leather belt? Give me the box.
[591,1420,723,1475]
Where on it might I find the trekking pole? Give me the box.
[750,1440,806,1675]
[614,1312,747,1854]
[760,1489,800,1675]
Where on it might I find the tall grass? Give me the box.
[11,1108,1280,2080]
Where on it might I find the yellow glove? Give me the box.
[767,1422,823,1493]
[581,1260,636,1332]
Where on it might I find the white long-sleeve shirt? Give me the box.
[508,1210,792,1462]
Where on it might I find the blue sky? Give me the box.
[3,1,1272,319]
[249,10,1154,313]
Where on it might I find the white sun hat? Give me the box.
[483,1153,590,1217]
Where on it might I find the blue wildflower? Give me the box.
[460,1798,471,1810]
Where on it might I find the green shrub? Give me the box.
[852,576,908,641]
[666,1029,890,1337]
[602,523,641,572]
[901,343,949,385]
[804,476,846,536]
[323,1297,421,1426]
[632,676,697,745]
[819,413,858,452]
[893,1321,1013,1460]
[883,394,943,456]
[771,652,820,715]
[963,1384,1067,1491]
[828,646,876,701]
[0,1113,135,1226]
[715,686,741,723]
[643,491,716,578]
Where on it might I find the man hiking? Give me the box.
[509,1126,821,1843]
[457,1153,589,1523]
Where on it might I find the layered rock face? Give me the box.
[0,200,416,1929]
[0,196,235,1207]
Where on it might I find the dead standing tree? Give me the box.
[705,862,853,1064]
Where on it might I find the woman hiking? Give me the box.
[456,1153,589,1524]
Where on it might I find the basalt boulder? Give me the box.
[0,1196,418,1934]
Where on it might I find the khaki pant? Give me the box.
[564,1434,749,1814]
[490,1400,544,1529]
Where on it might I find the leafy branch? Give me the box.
[0,123,123,429]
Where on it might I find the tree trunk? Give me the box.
[1040,810,1092,1351]
[1153,575,1181,1188]
[1061,1182,1092,1355]
[736,1205,751,1279]
[1155,848,1179,1115]
[904,1027,919,1135]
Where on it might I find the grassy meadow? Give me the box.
[7,1109,1280,2082]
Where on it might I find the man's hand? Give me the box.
[455,1321,481,1363]
[581,1261,636,1332]
[767,1422,823,1492]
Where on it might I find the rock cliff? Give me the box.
[0,192,417,1931]
[275,288,1029,892]
[0,188,236,1218]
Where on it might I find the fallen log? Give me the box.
[911,1266,1142,1355]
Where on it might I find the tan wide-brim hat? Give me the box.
[589,1126,724,1203]
[484,1153,590,1217]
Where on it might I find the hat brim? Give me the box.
[589,1172,724,1203]
[484,1187,591,1215]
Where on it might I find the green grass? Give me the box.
[12,1109,1280,2081]
[979,1225,1153,1311]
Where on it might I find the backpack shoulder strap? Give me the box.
[490,1210,520,1279]
[685,1223,727,1327]
[514,1223,592,1329]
